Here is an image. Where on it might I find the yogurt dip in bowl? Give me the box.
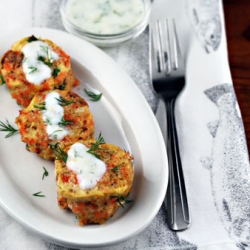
[60,0,151,47]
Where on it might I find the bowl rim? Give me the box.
[59,0,152,38]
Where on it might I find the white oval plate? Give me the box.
[0,28,168,249]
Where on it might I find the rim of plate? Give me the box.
[0,27,168,248]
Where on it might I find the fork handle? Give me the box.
[165,99,191,231]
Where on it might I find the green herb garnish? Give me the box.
[87,133,105,158]
[111,163,123,173]
[37,55,47,64]
[94,14,104,23]
[33,191,45,197]
[56,96,75,106]
[27,35,38,42]
[74,149,83,158]
[28,66,38,74]
[50,143,68,163]
[84,89,102,101]
[111,194,133,208]
[49,129,63,139]
[42,166,49,180]
[58,118,73,126]
[0,119,18,138]
[34,96,74,111]
[52,68,60,77]
[45,118,52,125]
[113,10,122,16]
[37,45,55,67]
[0,74,5,85]
[37,55,53,67]
[40,45,49,55]
[34,101,46,111]
[40,45,54,66]
[55,81,66,90]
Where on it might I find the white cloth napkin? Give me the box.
[0,0,250,249]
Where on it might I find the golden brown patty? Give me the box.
[55,140,134,226]
[0,35,79,107]
[15,90,94,160]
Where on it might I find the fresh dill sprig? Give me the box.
[40,45,50,56]
[34,96,74,111]
[87,133,105,158]
[49,129,63,139]
[84,89,102,101]
[87,133,106,158]
[40,45,49,56]
[58,118,73,126]
[34,101,46,111]
[0,119,18,138]
[37,55,53,67]
[113,10,122,16]
[55,81,66,90]
[56,96,75,106]
[28,66,38,74]
[52,68,60,77]
[45,118,52,126]
[50,143,68,163]
[42,166,49,180]
[33,191,45,197]
[110,194,133,208]
[111,166,119,173]
[74,149,83,158]
[27,35,38,42]
[37,55,46,64]
[40,45,53,67]
[0,74,5,85]
[111,163,123,173]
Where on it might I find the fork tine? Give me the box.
[157,20,164,72]
[152,19,175,75]
[172,19,178,70]
[151,21,163,73]
[164,19,171,75]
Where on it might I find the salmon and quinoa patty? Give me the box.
[15,90,94,160]
[54,140,134,226]
[0,35,79,107]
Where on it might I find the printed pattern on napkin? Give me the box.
[203,83,250,250]
[186,0,222,53]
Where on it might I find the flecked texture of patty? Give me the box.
[0,35,79,107]
[55,140,134,225]
[15,90,94,160]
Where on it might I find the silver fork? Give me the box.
[150,19,191,231]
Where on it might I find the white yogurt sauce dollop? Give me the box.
[42,92,69,140]
[22,41,59,85]
[65,0,145,34]
[66,142,106,189]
